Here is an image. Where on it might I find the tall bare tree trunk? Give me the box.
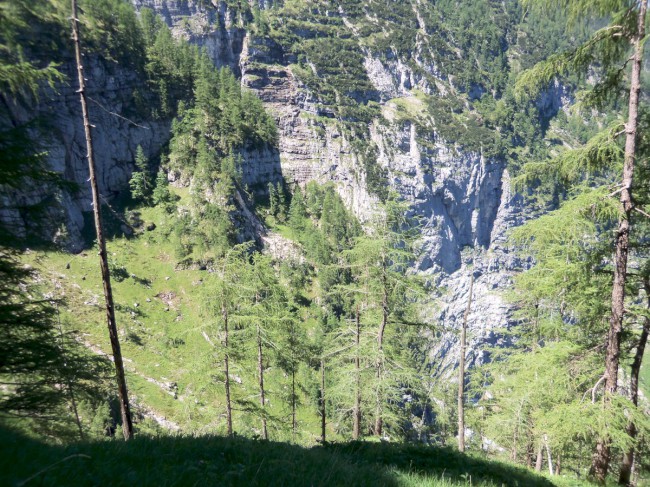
[291,368,297,441]
[526,438,534,469]
[619,277,650,485]
[458,275,474,452]
[353,305,361,440]
[57,318,84,441]
[320,358,326,442]
[544,434,554,476]
[222,304,233,436]
[70,0,133,441]
[535,443,543,472]
[375,265,388,437]
[591,3,646,481]
[257,324,268,440]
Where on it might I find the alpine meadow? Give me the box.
[1,0,650,486]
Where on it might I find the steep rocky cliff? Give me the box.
[127,0,553,372]
[1,58,170,251]
[4,0,564,372]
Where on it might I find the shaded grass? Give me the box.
[23,196,327,440]
[0,426,581,487]
[641,348,650,398]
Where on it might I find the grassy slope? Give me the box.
[16,193,631,486]
[642,348,650,398]
[25,193,322,441]
[1,426,587,487]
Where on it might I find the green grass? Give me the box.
[642,348,650,398]
[23,195,328,441]
[0,426,586,487]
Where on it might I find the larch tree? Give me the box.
[619,275,650,484]
[517,0,648,480]
[457,274,474,453]
[240,252,288,440]
[343,193,423,437]
[201,244,253,436]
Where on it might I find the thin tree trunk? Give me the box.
[458,275,474,453]
[291,368,296,441]
[70,0,133,441]
[353,304,361,440]
[68,379,84,441]
[57,319,84,441]
[257,324,268,440]
[375,266,388,437]
[535,444,543,472]
[526,438,534,469]
[544,434,554,476]
[320,358,326,442]
[223,304,233,436]
[555,453,562,476]
[591,3,646,481]
[619,277,650,485]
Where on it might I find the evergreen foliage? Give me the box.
[3,0,650,484]
[129,146,152,204]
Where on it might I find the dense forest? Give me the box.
[1,0,649,486]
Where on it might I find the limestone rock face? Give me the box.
[1,58,169,251]
[6,0,562,371]
[223,6,532,370]
[132,0,246,74]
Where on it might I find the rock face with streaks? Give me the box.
[1,58,170,251]
[5,0,564,372]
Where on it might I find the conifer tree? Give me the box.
[276,182,287,223]
[152,169,177,212]
[129,145,152,204]
[268,182,278,218]
[288,185,308,232]
[325,306,374,439]
[343,193,423,437]
[201,245,252,436]
[517,1,648,479]
[458,274,474,453]
[619,273,650,484]
[242,252,288,440]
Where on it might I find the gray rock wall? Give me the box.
[1,58,170,250]
[5,0,556,372]
[129,0,542,372]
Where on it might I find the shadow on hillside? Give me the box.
[1,427,556,487]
